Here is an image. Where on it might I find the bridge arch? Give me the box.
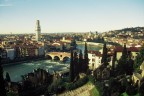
[46,55,52,60]
[63,56,70,62]
[54,56,60,61]
[45,52,70,61]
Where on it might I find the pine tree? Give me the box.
[84,42,89,73]
[0,57,7,96]
[101,43,107,65]
[69,50,74,82]
[79,50,83,73]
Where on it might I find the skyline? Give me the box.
[0,0,144,34]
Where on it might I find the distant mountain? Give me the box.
[116,27,144,32]
[101,27,144,38]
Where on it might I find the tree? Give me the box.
[78,50,83,73]
[69,50,74,82]
[73,52,79,77]
[134,45,144,71]
[70,40,77,50]
[101,43,107,65]
[139,82,144,96]
[121,43,127,59]
[112,51,116,69]
[116,44,128,75]
[126,85,137,95]
[6,72,11,82]
[84,42,89,73]
[126,57,134,75]
[62,43,66,52]
[0,58,7,96]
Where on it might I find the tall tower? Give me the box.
[35,20,41,41]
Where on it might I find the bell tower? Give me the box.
[35,20,41,41]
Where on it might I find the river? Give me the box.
[3,60,69,82]
[2,43,102,82]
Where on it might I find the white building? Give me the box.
[88,51,102,70]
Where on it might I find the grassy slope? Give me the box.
[90,86,100,96]
[88,81,100,96]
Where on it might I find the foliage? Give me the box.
[90,86,100,96]
[48,78,65,93]
[126,85,137,95]
[0,54,7,96]
[95,81,103,96]
[139,82,144,96]
[70,40,77,50]
[65,76,88,90]
[134,45,144,71]
[7,92,18,96]
[69,50,74,82]
[87,75,95,84]
[101,43,107,65]
[6,72,11,82]
[73,52,79,78]
[78,50,83,73]
[84,42,89,73]
[116,44,134,75]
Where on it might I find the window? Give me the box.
[92,63,94,67]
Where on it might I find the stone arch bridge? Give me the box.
[45,52,70,61]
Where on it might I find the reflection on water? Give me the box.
[3,60,69,82]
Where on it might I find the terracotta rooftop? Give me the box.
[128,47,140,52]
[113,46,140,52]
[88,50,102,57]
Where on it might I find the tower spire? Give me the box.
[35,20,41,41]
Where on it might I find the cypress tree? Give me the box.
[79,50,83,73]
[73,52,79,77]
[6,72,11,82]
[0,57,7,96]
[112,51,116,70]
[117,43,128,75]
[101,43,107,65]
[127,57,134,75]
[121,43,127,59]
[84,42,89,72]
[111,51,116,76]
[69,50,74,82]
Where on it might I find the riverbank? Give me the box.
[76,41,103,46]
[2,57,46,66]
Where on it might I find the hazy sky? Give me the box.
[0,0,144,34]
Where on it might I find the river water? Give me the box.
[3,60,69,82]
[3,44,102,82]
